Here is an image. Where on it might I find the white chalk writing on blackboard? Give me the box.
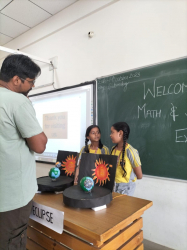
[98,72,140,85]
[175,128,187,143]
[170,103,179,121]
[139,82,187,143]
[143,80,187,100]
[98,82,129,92]
[138,103,161,119]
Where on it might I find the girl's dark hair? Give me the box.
[110,122,130,177]
[85,125,103,153]
[0,54,41,82]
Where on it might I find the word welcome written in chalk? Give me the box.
[30,201,64,234]
[143,79,187,100]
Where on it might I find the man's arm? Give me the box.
[26,132,48,154]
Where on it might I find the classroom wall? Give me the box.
[1,0,187,249]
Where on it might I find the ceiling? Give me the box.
[0,0,78,46]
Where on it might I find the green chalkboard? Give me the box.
[97,57,187,180]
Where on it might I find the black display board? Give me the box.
[63,153,117,208]
[97,57,187,180]
[78,154,117,192]
[56,150,78,178]
[37,150,78,192]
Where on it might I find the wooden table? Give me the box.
[27,193,153,250]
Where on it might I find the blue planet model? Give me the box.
[49,167,60,179]
[80,177,94,192]
[55,161,61,168]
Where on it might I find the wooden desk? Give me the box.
[27,193,152,250]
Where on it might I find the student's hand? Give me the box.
[74,174,78,185]
[74,164,80,185]
[74,176,78,185]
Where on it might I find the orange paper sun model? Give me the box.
[61,155,77,176]
[92,159,112,186]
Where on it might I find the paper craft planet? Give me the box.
[49,167,60,179]
[55,161,61,168]
[80,176,94,192]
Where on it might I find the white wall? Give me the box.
[1,0,187,249]
[135,177,187,249]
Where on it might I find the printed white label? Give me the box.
[30,201,64,234]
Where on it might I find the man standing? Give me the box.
[0,54,48,249]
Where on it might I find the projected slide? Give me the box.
[29,83,95,163]
[43,112,68,139]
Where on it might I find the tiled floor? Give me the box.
[144,240,174,250]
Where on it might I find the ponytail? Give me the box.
[120,129,128,177]
[85,138,89,153]
[111,122,130,177]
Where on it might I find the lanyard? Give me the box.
[89,145,98,154]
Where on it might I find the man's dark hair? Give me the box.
[0,54,41,82]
